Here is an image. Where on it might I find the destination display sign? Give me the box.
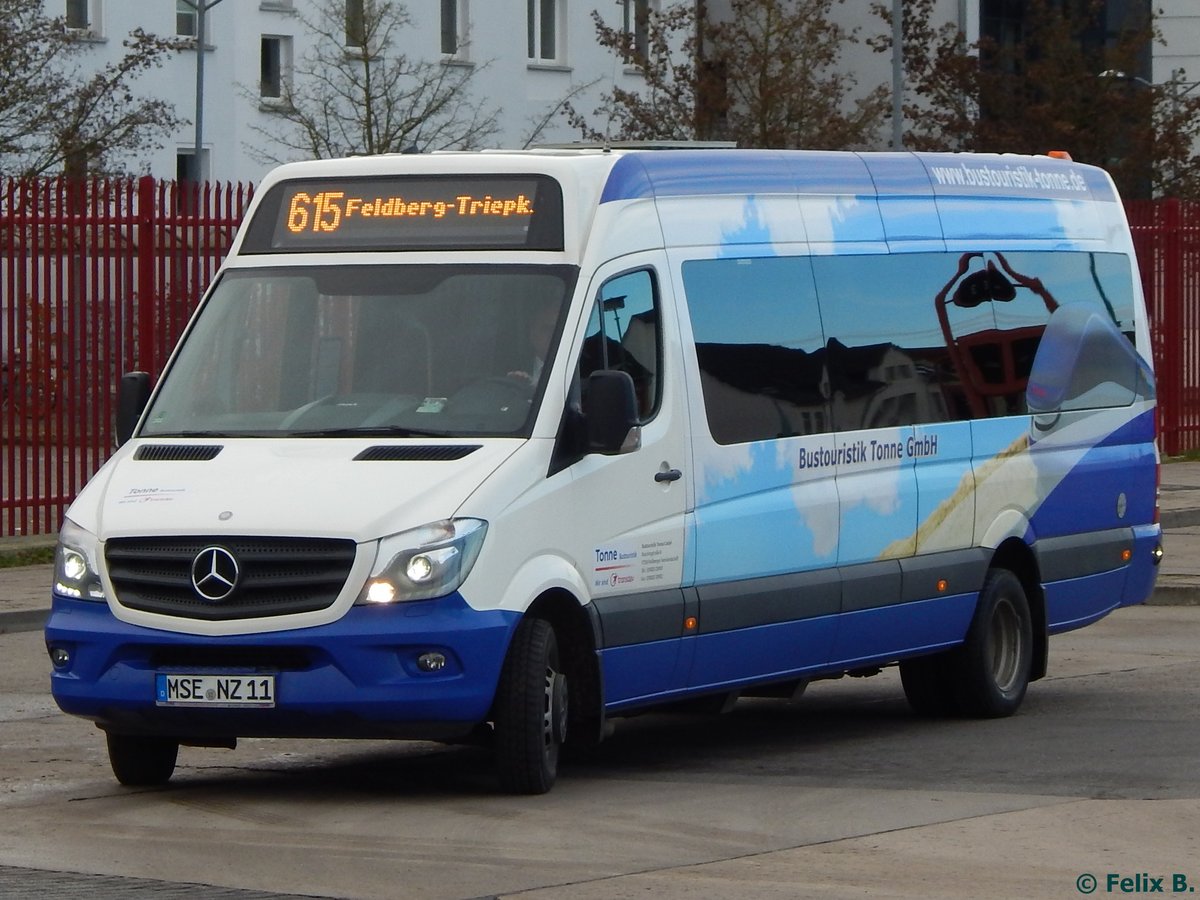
[241,174,564,253]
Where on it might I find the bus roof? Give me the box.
[597,148,1117,205]
[243,148,1123,258]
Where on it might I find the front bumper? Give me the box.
[45,593,518,740]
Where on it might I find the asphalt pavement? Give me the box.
[2,460,1198,634]
[1,466,1199,899]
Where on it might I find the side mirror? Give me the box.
[116,371,152,446]
[582,370,641,455]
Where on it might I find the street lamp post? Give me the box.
[179,0,225,182]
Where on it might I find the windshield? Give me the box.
[141,264,577,438]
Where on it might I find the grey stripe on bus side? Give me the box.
[1035,527,1135,582]
[591,588,690,648]
[592,547,998,648]
[696,568,842,634]
[898,547,992,604]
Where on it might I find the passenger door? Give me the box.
[557,257,692,707]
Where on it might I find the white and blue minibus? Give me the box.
[46,147,1161,793]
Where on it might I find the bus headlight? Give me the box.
[356,518,487,604]
[54,518,106,601]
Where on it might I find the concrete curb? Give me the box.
[1147,584,1200,606]
[0,538,56,569]
[0,610,47,635]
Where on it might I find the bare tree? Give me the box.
[566,0,888,149]
[872,0,1200,199]
[0,0,182,177]
[715,0,889,149]
[520,78,602,149]
[247,0,499,164]
[566,3,703,142]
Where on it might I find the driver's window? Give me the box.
[577,269,661,422]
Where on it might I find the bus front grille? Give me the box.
[105,536,357,621]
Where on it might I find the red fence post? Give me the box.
[136,175,157,372]
[1161,199,1183,456]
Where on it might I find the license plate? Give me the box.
[155,673,276,708]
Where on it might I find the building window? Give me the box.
[527,0,561,63]
[175,148,210,187]
[441,0,456,55]
[66,0,103,35]
[260,36,288,98]
[260,35,290,99]
[176,0,197,37]
[682,256,827,444]
[345,0,365,47]
[66,0,89,28]
[441,0,468,57]
[622,0,651,63]
[174,149,210,215]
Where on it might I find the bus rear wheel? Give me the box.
[900,568,1032,719]
[953,568,1033,717]
[899,653,958,716]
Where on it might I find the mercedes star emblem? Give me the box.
[191,546,240,602]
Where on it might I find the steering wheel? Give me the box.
[447,376,534,420]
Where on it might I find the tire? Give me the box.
[494,617,567,795]
[951,568,1033,718]
[899,653,958,717]
[106,733,179,786]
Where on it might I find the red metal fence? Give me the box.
[1,183,1198,537]
[2,176,250,537]
[1126,199,1200,457]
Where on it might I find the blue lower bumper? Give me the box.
[1123,522,1163,607]
[1044,523,1163,633]
[45,593,518,740]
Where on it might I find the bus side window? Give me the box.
[577,269,661,422]
[681,256,827,445]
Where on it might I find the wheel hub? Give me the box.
[545,670,568,746]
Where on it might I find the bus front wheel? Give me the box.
[494,617,567,795]
[106,732,179,786]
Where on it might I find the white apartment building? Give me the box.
[61,0,663,183]
[52,1,1200,184]
[1154,0,1200,88]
